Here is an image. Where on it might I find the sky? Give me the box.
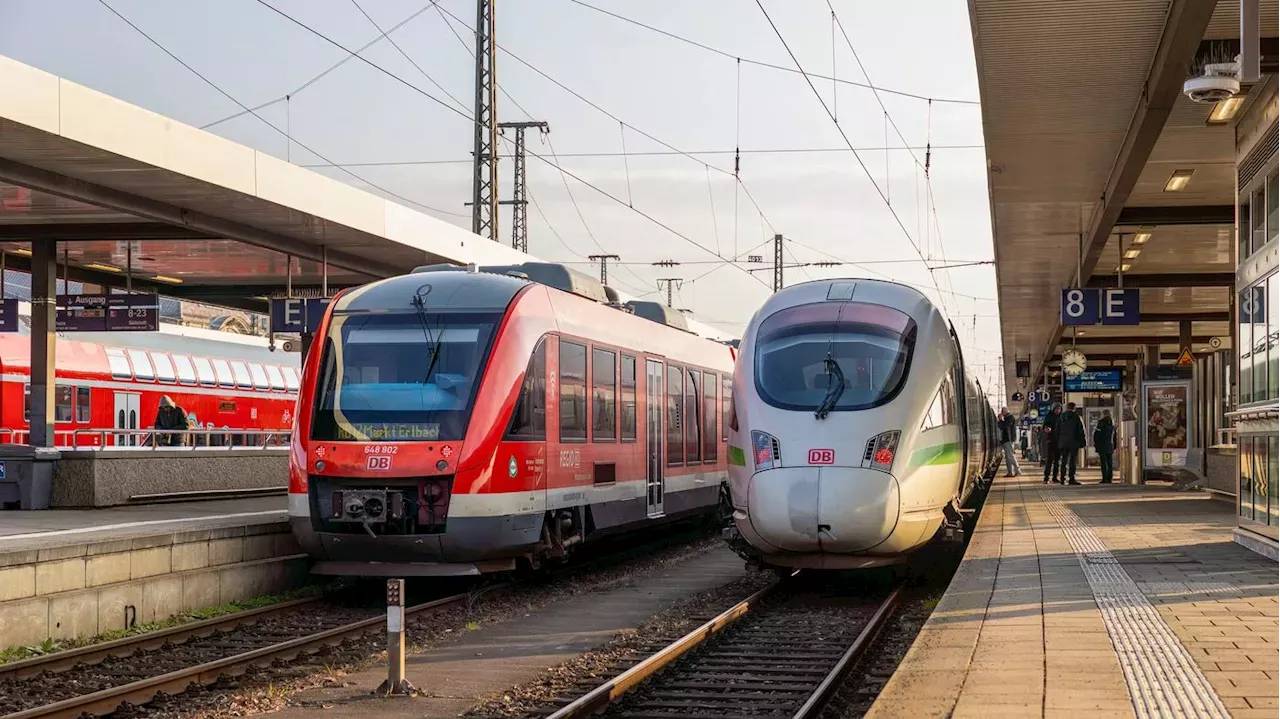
[0,0,1004,395]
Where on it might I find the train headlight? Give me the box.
[751,430,780,471]
[870,431,900,472]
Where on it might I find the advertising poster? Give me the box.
[1144,383,1188,467]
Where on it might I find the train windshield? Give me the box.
[753,301,916,413]
[310,311,502,442]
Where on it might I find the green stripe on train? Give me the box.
[728,446,747,466]
[908,442,962,467]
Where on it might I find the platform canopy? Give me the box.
[0,54,730,340]
[971,0,1278,407]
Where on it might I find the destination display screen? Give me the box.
[57,294,159,332]
[1064,369,1123,392]
[335,422,442,441]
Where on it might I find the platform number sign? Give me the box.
[1240,286,1266,323]
[270,297,333,334]
[1061,288,1139,326]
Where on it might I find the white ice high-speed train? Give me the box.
[724,278,1000,570]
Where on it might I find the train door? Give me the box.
[113,392,140,446]
[645,359,665,517]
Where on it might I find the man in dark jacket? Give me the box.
[1041,404,1062,484]
[1093,410,1117,484]
[1056,402,1086,485]
[153,395,187,447]
[998,408,1021,477]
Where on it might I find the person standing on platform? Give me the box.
[154,395,187,447]
[998,407,1021,477]
[1042,404,1063,484]
[1056,402,1085,485]
[1093,409,1117,484]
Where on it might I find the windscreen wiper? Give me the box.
[411,294,444,384]
[814,356,845,420]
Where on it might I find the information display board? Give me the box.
[1064,368,1123,392]
[57,294,158,332]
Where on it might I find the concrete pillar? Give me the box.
[30,240,57,448]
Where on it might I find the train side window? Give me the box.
[171,354,198,385]
[23,384,29,422]
[702,371,717,462]
[685,369,701,463]
[210,359,234,388]
[54,385,73,423]
[722,376,734,438]
[247,363,270,390]
[922,388,945,430]
[76,387,90,423]
[505,339,547,441]
[192,357,217,386]
[592,347,617,442]
[284,367,300,392]
[264,364,286,391]
[126,349,155,382]
[666,365,684,466]
[620,355,637,442]
[152,353,177,383]
[941,373,958,425]
[106,348,132,380]
[560,340,588,442]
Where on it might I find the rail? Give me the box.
[0,427,291,450]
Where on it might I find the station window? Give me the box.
[560,340,588,442]
[126,349,155,382]
[247,363,270,390]
[620,355,637,442]
[210,358,234,388]
[76,387,90,423]
[505,339,547,441]
[264,364,286,391]
[152,353,177,383]
[192,356,217,386]
[54,385,73,423]
[171,354,198,385]
[666,365,683,466]
[105,348,132,380]
[284,367,300,392]
[702,371,718,462]
[592,347,617,442]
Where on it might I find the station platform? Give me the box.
[867,466,1279,719]
[0,496,303,649]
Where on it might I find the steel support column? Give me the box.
[30,240,56,448]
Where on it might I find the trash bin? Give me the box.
[0,445,60,510]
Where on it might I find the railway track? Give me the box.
[0,591,469,719]
[547,576,903,719]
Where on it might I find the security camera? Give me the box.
[1184,60,1241,104]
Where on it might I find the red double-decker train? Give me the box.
[288,263,737,576]
[0,316,300,447]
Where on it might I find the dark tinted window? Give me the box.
[55,385,73,423]
[685,369,701,463]
[560,340,587,442]
[754,301,916,412]
[666,365,683,466]
[505,339,547,441]
[592,347,617,442]
[703,371,718,462]
[620,355,637,441]
[77,387,91,423]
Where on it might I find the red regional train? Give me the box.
[288,263,738,576]
[0,311,300,448]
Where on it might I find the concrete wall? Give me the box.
[1206,446,1237,497]
[0,521,307,648]
[51,450,288,507]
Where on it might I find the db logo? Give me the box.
[366,455,392,471]
[808,449,835,465]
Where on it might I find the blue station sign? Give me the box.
[1063,368,1123,392]
[270,297,332,334]
[1061,288,1140,326]
[0,299,19,333]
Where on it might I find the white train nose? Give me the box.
[743,466,900,553]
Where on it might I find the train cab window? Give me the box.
[248,363,270,390]
[192,357,217,387]
[559,340,588,442]
[54,385,73,423]
[592,347,617,442]
[76,387,90,423]
[210,359,234,388]
[505,339,547,441]
[126,349,155,382]
[152,353,177,383]
[685,369,702,463]
[105,348,133,380]
[702,371,717,461]
[922,388,946,430]
[753,301,916,413]
[284,367,300,392]
[666,365,683,466]
[172,354,198,385]
[229,361,253,389]
[620,355,637,442]
[264,365,286,391]
[722,376,734,439]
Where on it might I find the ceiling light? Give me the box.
[1132,232,1151,245]
[1207,96,1245,124]
[84,262,123,273]
[1115,263,1132,273]
[1124,249,1142,259]
[8,248,32,257]
[1164,169,1194,192]
[151,274,184,284]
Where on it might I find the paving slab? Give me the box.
[266,545,748,719]
[867,463,1279,719]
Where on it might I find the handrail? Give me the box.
[0,427,291,451]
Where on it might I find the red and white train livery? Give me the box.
[288,263,737,576]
